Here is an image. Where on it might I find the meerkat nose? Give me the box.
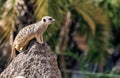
[52,19,55,22]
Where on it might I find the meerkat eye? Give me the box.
[48,18,52,20]
[43,19,46,22]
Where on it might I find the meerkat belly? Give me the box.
[37,26,47,34]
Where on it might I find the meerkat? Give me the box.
[10,16,55,62]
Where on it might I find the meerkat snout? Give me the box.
[50,18,55,23]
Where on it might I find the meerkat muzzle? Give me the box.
[51,19,55,23]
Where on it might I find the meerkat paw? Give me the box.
[20,47,23,51]
[38,41,45,46]
[40,42,45,46]
[39,41,44,44]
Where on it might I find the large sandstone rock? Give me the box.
[0,43,61,78]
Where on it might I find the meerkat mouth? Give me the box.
[52,19,55,22]
[51,19,55,23]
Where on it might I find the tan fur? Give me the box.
[10,16,55,62]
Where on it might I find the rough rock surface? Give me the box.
[0,42,61,78]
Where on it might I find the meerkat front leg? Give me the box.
[36,34,44,44]
[40,34,44,43]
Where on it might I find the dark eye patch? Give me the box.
[43,19,46,22]
[49,18,52,20]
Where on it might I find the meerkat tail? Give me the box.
[9,44,16,63]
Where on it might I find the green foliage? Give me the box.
[68,1,111,67]
[97,0,120,29]
[0,0,18,46]
[0,0,7,8]
[33,0,112,76]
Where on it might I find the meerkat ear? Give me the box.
[43,19,46,22]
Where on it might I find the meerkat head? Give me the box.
[41,16,55,25]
